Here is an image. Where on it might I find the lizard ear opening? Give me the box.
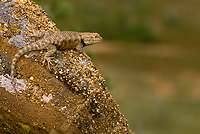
[81,36,93,46]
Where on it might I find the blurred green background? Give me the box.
[34,0,200,133]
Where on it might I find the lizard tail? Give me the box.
[11,44,36,105]
[11,55,20,105]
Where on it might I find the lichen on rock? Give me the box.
[0,0,133,133]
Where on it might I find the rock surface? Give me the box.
[0,0,133,133]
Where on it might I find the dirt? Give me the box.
[0,0,133,133]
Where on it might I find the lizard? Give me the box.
[10,31,103,105]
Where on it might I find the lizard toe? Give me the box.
[43,56,55,70]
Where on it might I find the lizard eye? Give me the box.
[93,35,98,38]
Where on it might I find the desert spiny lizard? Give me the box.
[10,31,103,105]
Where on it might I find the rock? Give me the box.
[0,0,133,133]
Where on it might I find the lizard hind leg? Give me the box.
[30,30,51,38]
[43,44,57,70]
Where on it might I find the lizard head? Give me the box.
[80,32,103,46]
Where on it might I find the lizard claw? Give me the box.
[42,56,54,70]
[29,30,39,37]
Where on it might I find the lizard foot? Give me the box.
[42,56,55,70]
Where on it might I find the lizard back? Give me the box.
[55,31,82,50]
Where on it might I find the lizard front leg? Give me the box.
[76,43,91,60]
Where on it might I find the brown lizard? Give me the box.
[10,31,103,105]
